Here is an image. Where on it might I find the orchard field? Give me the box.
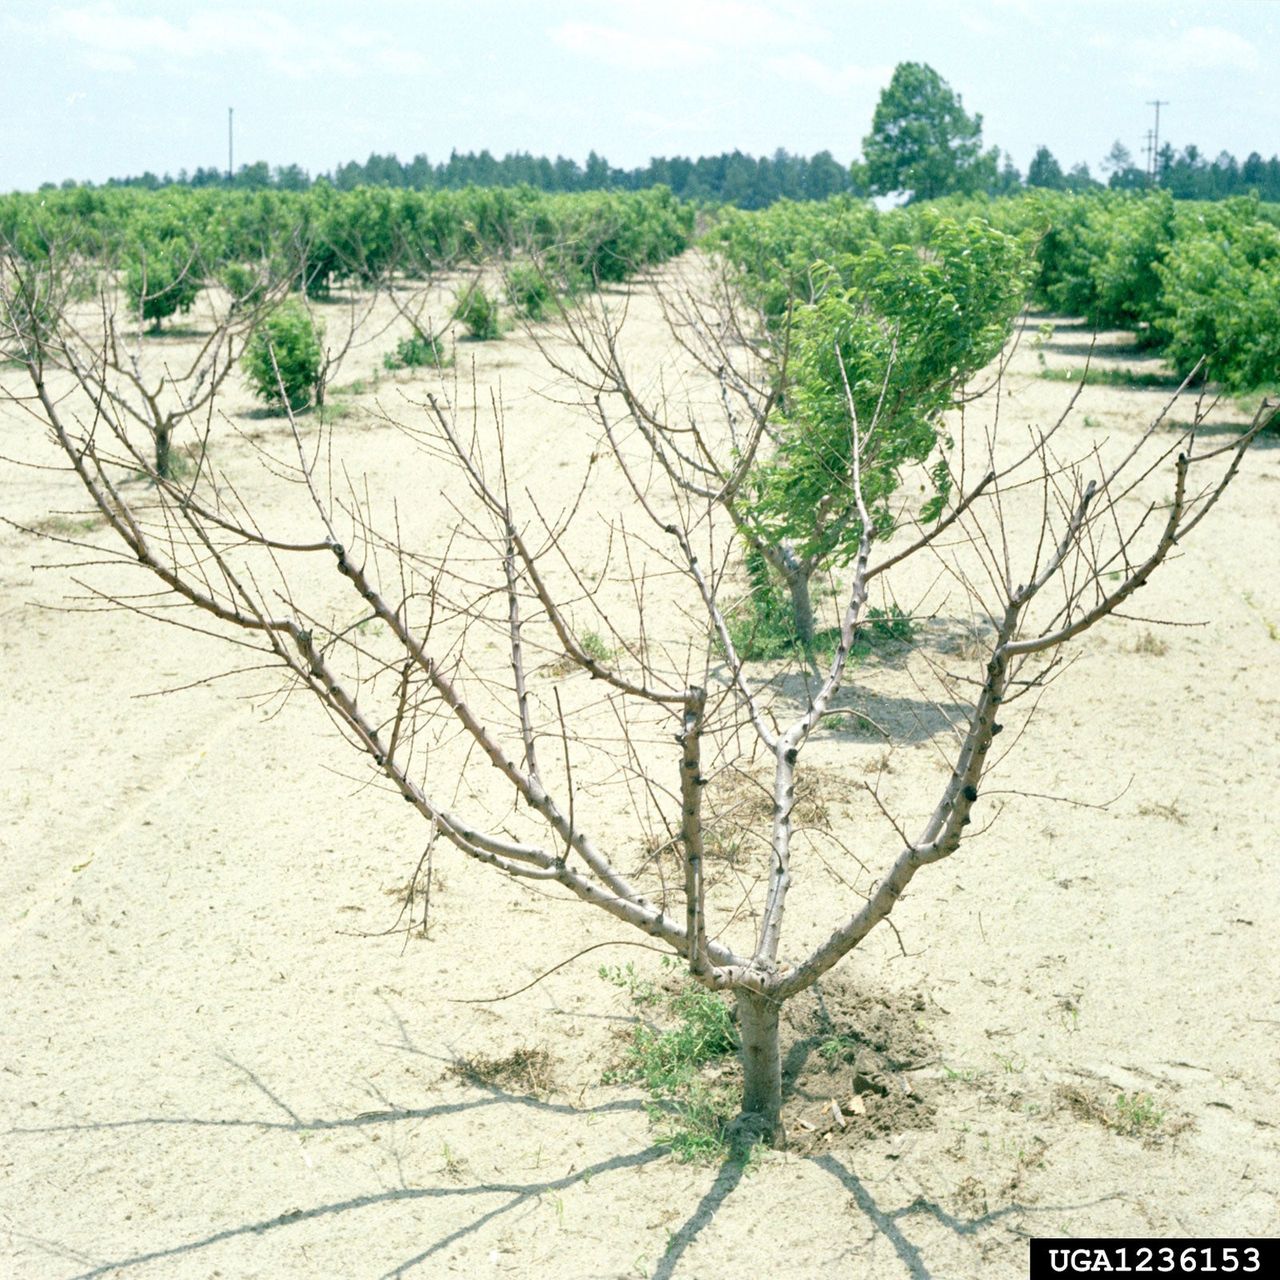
[1,188,1278,1277]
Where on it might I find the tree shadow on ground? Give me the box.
[765,673,969,747]
[812,1155,1121,1279]
[650,1145,1117,1280]
[6,1055,661,1280]
[1168,417,1280,448]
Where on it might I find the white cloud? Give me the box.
[612,0,821,49]
[1137,23,1259,74]
[47,3,425,78]
[551,0,822,71]
[551,20,710,71]
[764,52,890,97]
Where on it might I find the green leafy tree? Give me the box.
[1155,201,1280,390]
[125,240,203,331]
[740,215,1033,655]
[862,63,993,201]
[242,300,324,410]
[1027,146,1066,190]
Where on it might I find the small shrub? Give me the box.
[241,301,324,411]
[506,264,554,320]
[383,331,452,371]
[454,285,502,341]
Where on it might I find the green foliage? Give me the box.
[863,63,996,202]
[383,330,452,371]
[218,261,267,309]
[708,196,879,328]
[241,301,324,410]
[1026,146,1066,191]
[749,215,1032,572]
[1008,189,1280,390]
[506,263,554,319]
[545,186,693,285]
[454,284,502,340]
[1154,205,1280,390]
[1,185,693,306]
[125,242,202,330]
[727,546,809,661]
[1111,1092,1165,1137]
[727,545,916,663]
[601,962,740,1162]
[1037,365,1188,390]
[579,629,613,662]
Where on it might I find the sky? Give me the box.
[2,0,1277,191]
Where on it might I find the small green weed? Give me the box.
[1112,1091,1164,1137]
[598,962,660,1007]
[1243,590,1280,641]
[30,512,104,538]
[818,1033,859,1064]
[581,629,613,662]
[545,628,614,677]
[329,377,370,397]
[601,961,741,1162]
[1057,1084,1174,1141]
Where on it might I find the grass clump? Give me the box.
[1111,1091,1165,1137]
[545,627,614,677]
[450,1046,554,1097]
[1056,1084,1177,1142]
[601,961,742,1162]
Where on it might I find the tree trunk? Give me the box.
[782,567,815,654]
[735,989,783,1145]
[154,422,172,481]
[769,540,816,655]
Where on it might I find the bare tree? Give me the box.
[1,254,1271,1146]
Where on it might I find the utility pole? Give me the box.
[228,107,234,184]
[1143,129,1155,183]
[1147,99,1168,185]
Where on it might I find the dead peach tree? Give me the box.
[1,254,1271,1146]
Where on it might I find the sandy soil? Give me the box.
[2,267,1278,1279]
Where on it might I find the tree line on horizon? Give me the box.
[30,62,1280,208]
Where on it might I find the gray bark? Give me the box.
[736,989,783,1143]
